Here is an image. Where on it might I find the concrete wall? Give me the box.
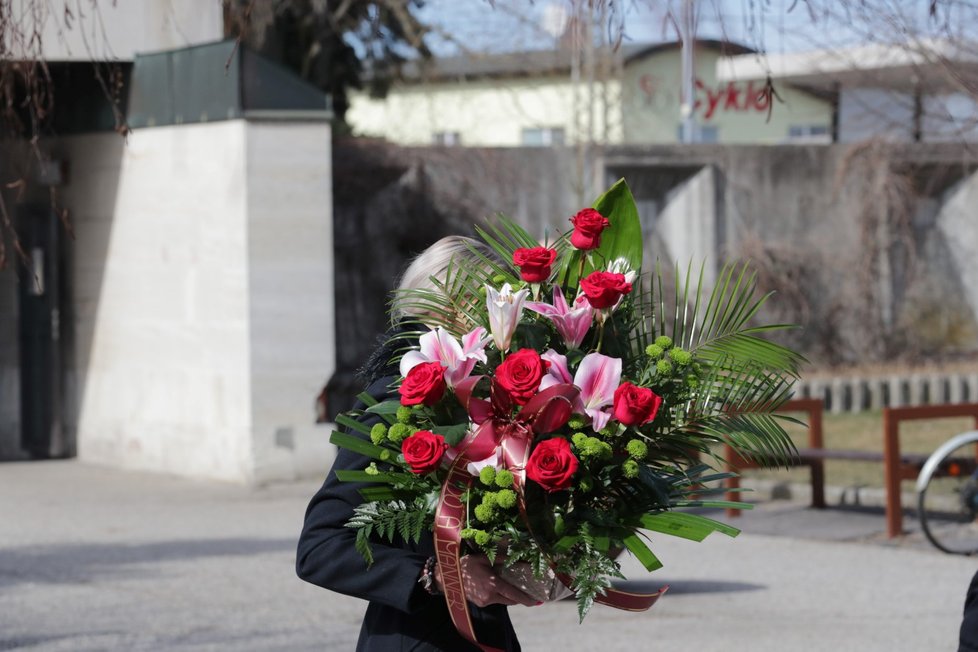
[47,119,333,483]
[245,122,335,483]
[936,171,978,325]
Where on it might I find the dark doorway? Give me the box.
[16,205,71,459]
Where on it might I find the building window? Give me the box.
[433,131,461,146]
[787,125,830,142]
[522,127,565,147]
[676,124,719,143]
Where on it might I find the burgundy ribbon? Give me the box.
[434,377,666,649]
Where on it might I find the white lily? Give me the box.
[486,283,528,352]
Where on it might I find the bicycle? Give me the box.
[916,430,978,555]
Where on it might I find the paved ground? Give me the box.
[1,460,975,651]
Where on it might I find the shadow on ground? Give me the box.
[0,537,296,588]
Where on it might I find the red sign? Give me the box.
[639,74,770,120]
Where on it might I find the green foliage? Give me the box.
[346,499,432,566]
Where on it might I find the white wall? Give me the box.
[348,76,622,146]
[838,89,915,143]
[14,0,224,62]
[244,121,335,483]
[51,119,334,483]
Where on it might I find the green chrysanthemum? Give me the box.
[495,469,514,488]
[474,530,492,546]
[669,348,692,366]
[656,359,673,375]
[571,432,588,449]
[479,466,497,486]
[580,436,612,460]
[654,335,673,349]
[645,344,664,359]
[567,415,588,430]
[626,439,648,460]
[496,489,517,509]
[369,423,388,445]
[395,406,413,424]
[387,423,412,443]
[622,459,640,478]
[473,503,495,522]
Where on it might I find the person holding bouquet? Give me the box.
[296,236,536,652]
[300,181,803,650]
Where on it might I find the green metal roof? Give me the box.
[127,40,331,129]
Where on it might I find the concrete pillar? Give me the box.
[908,374,925,406]
[927,374,946,405]
[57,119,334,483]
[852,377,868,412]
[868,377,884,410]
[887,376,904,408]
[831,378,847,414]
[946,374,961,404]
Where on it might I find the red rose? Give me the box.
[494,348,548,405]
[570,208,610,250]
[613,382,663,426]
[513,246,557,283]
[526,437,578,492]
[399,361,447,406]
[401,430,447,474]
[580,271,632,309]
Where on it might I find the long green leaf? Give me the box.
[335,414,372,436]
[640,512,741,541]
[329,430,389,461]
[622,533,663,571]
[335,470,412,484]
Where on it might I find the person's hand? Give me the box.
[434,553,540,607]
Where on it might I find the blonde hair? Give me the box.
[392,235,498,324]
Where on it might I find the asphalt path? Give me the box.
[1,461,974,651]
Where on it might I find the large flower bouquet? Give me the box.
[330,180,801,645]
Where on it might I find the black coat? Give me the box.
[961,569,978,652]
[296,375,522,652]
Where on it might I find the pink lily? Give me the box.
[486,283,528,352]
[399,326,490,387]
[573,352,622,431]
[539,349,575,391]
[526,285,594,350]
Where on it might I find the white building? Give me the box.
[0,3,336,484]
[717,40,978,143]
[347,40,835,147]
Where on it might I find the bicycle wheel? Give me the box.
[916,430,978,555]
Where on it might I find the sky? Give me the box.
[415,0,976,59]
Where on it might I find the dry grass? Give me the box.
[739,410,977,488]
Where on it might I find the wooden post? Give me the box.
[883,408,903,538]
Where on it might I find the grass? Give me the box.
[737,410,977,488]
